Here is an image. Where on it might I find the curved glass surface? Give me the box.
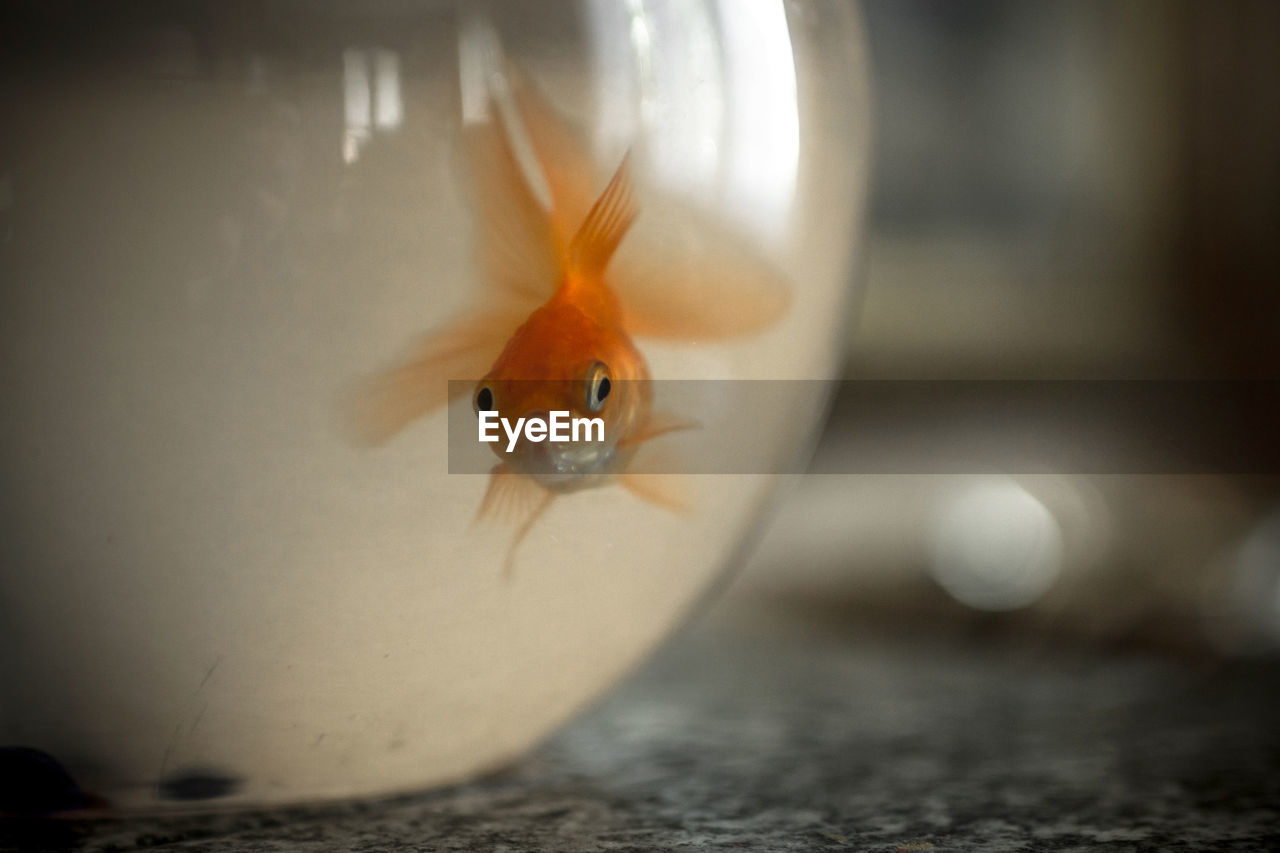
[0,0,869,810]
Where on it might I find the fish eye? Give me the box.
[585,362,611,413]
[474,385,494,414]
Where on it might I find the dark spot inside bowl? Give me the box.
[158,768,241,801]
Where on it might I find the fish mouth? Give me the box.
[499,409,618,483]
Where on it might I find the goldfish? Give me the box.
[352,53,787,571]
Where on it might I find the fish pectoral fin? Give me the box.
[476,464,536,523]
[475,464,556,578]
[617,410,701,451]
[346,309,524,446]
[618,416,698,514]
[618,460,693,516]
[612,198,790,341]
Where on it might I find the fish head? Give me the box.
[472,302,648,487]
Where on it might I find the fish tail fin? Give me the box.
[503,62,600,248]
[567,153,637,279]
[458,12,563,300]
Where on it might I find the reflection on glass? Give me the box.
[374,50,403,132]
[588,0,797,242]
[716,0,798,239]
[343,47,403,164]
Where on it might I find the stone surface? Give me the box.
[5,605,1278,851]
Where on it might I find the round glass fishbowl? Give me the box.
[0,0,869,811]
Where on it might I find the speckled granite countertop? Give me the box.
[5,604,1278,852]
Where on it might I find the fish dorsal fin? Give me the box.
[568,154,637,278]
[470,36,788,341]
[501,65,788,340]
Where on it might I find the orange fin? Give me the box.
[492,51,786,341]
[456,10,562,301]
[619,412,698,514]
[476,464,556,577]
[347,310,524,446]
[503,64,600,253]
[618,451,693,515]
[487,58,637,289]
[568,154,637,278]
[612,195,790,341]
[462,121,561,303]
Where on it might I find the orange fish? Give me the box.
[353,59,787,570]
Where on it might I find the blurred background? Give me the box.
[731,0,1280,659]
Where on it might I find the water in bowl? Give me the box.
[0,0,869,811]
